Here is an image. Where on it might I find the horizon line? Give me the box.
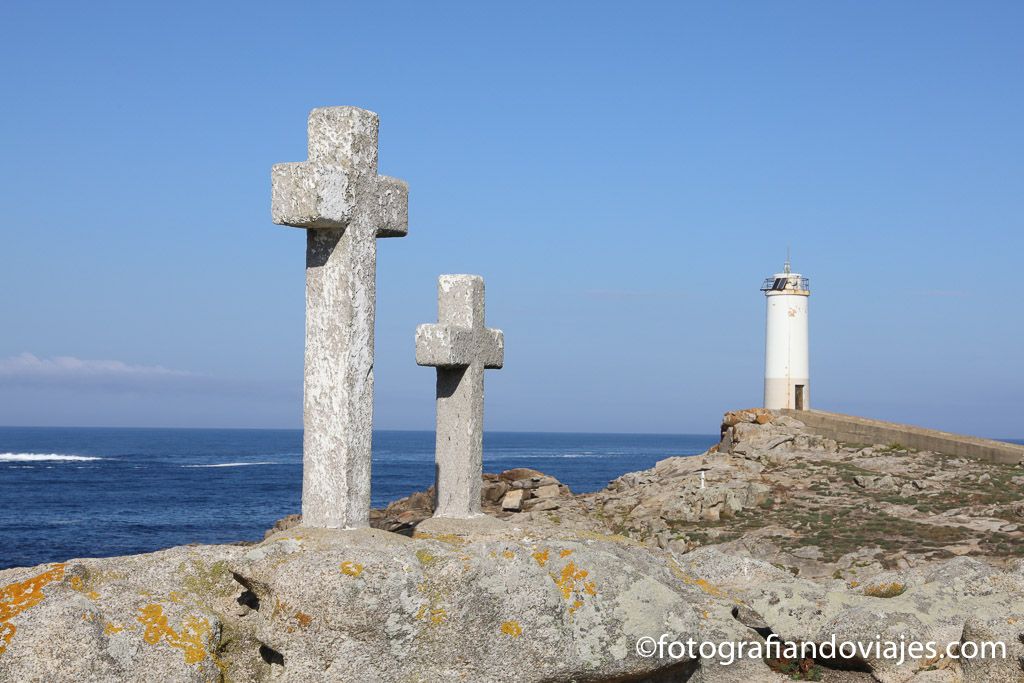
[0,424,720,437]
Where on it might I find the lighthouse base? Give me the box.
[764,377,809,411]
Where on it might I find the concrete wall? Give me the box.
[780,409,1024,465]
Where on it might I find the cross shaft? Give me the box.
[416,275,503,518]
[271,106,408,529]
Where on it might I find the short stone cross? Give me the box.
[416,275,504,518]
[271,106,408,528]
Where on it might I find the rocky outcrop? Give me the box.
[3,526,1023,682]
[0,521,762,682]
[496,409,1024,582]
[235,522,706,682]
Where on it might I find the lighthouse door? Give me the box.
[794,385,805,411]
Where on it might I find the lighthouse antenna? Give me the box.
[784,246,791,274]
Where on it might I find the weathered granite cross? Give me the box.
[416,275,504,518]
[271,106,408,528]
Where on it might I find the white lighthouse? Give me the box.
[762,259,810,410]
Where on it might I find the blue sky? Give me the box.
[1,2,1021,436]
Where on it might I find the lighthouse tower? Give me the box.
[761,259,810,410]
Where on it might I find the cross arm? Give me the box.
[415,325,504,369]
[270,162,353,229]
[481,328,504,369]
[374,176,409,238]
[415,324,476,368]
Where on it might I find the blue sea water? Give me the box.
[0,428,715,570]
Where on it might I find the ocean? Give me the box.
[0,428,715,570]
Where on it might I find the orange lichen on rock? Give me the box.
[340,561,364,577]
[104,622,124,635]
[0,563,66,657]
[680,575,729,599]
[502,550,515,560]
[500,620,523,637]
[137,603,211,665]
[555,562,589,600]
[67,574,100,601]
[294,611,312,628]
[532,549,550,567]
[668,561,733,601]
[559,549,573,558]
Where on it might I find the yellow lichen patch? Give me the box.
[568,600,584,614]
[559,549,573,558]
[415,550,437,566]
[340,561,364,577]
[415,605,447,625]
[0,563,66,657]
[863,582,907,599]
[169,591,186,603]
[179,559,236,599]
[532,549,550,567]
[412,532,467,547]
[86,591,100,601]
[104,622,124,635]
[294,612,312,628]
[502,550,515,560]
[137,603,211,665]
[583,581,597,596]
[500,620,523,637]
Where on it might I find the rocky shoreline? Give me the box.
[2,411,1023,681]
[352,409,1024,583]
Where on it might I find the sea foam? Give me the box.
[181,462,276,468]
[0,453,103,462]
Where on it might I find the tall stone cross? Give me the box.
[416,275,504,518]
[271,107,408,528]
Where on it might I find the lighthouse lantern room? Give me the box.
[761,259,810,411]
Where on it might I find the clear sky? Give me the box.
[1,2,1021,436]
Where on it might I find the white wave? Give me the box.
[181,461,276,468]
[491,452,612,459]
[0,453,103,462]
